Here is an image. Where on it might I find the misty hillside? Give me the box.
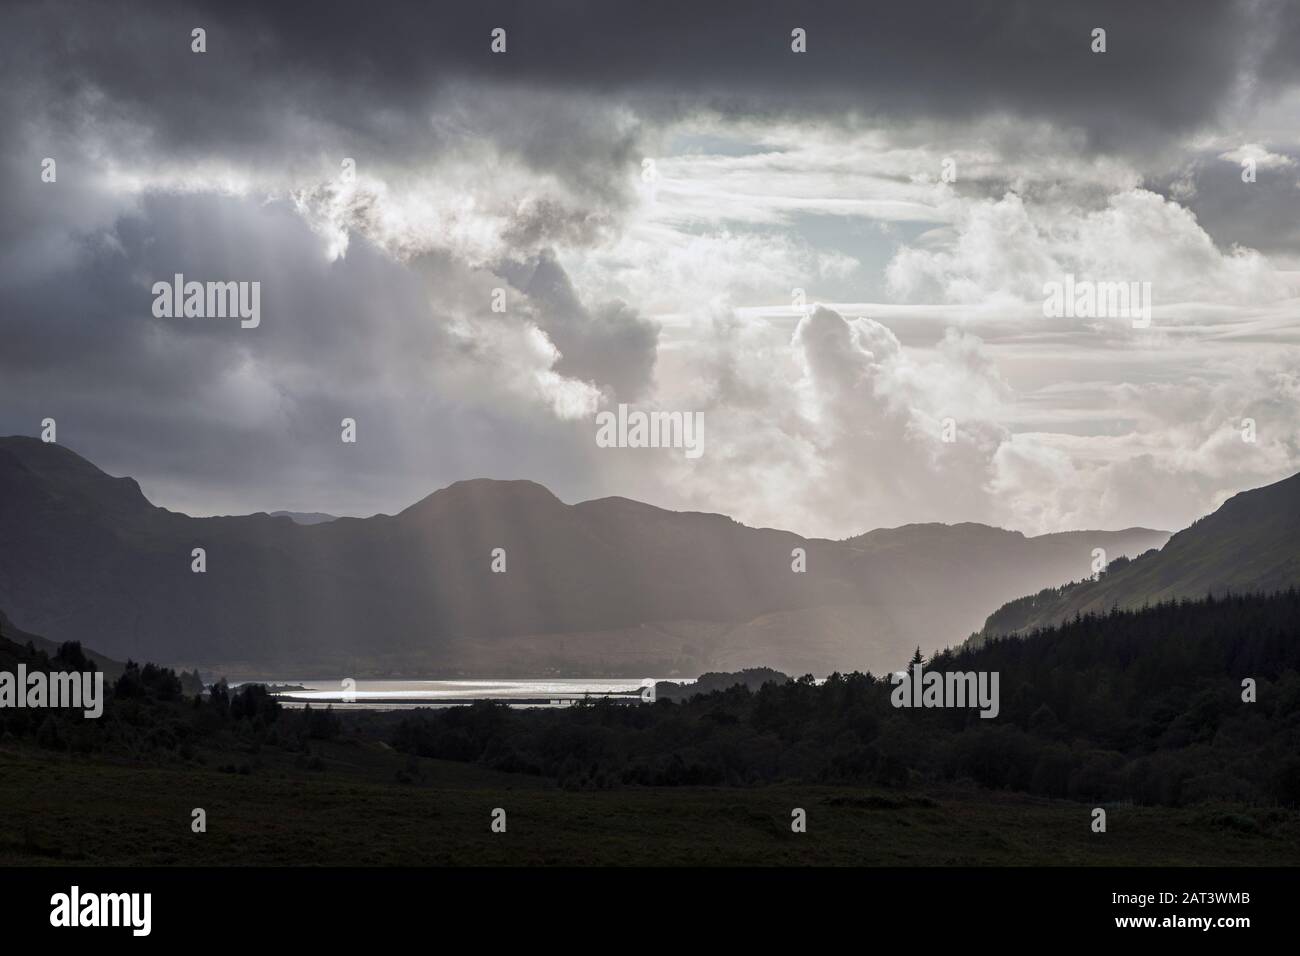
[0,436,1167,676]
[976,470,1300,641]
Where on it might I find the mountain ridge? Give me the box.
[0,436,1171,676]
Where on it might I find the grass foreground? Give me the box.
[2,741,1297,866]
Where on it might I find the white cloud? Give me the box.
[886,188,1293,311]
[1217,143,1297,170]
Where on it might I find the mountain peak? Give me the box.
[399,477,564,516]
[1208,470,1300,523]
[0,435,154,517]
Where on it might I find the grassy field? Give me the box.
[2,741,1298,866]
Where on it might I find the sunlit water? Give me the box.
[234,677,693,710]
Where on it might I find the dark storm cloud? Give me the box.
[1170,152,1300,254]
[6,0,1296,161]
[500,250,660,401]
[1,3,646,215]
[187,0,1300,152]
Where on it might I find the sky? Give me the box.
[2,0,1299,538]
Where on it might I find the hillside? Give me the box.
[977,471,1300,640]
[0,608,124,678]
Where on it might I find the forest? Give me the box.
[390,590,1300,805]
[3,590,1299,810]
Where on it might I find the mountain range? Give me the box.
[0,436,1175,677]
